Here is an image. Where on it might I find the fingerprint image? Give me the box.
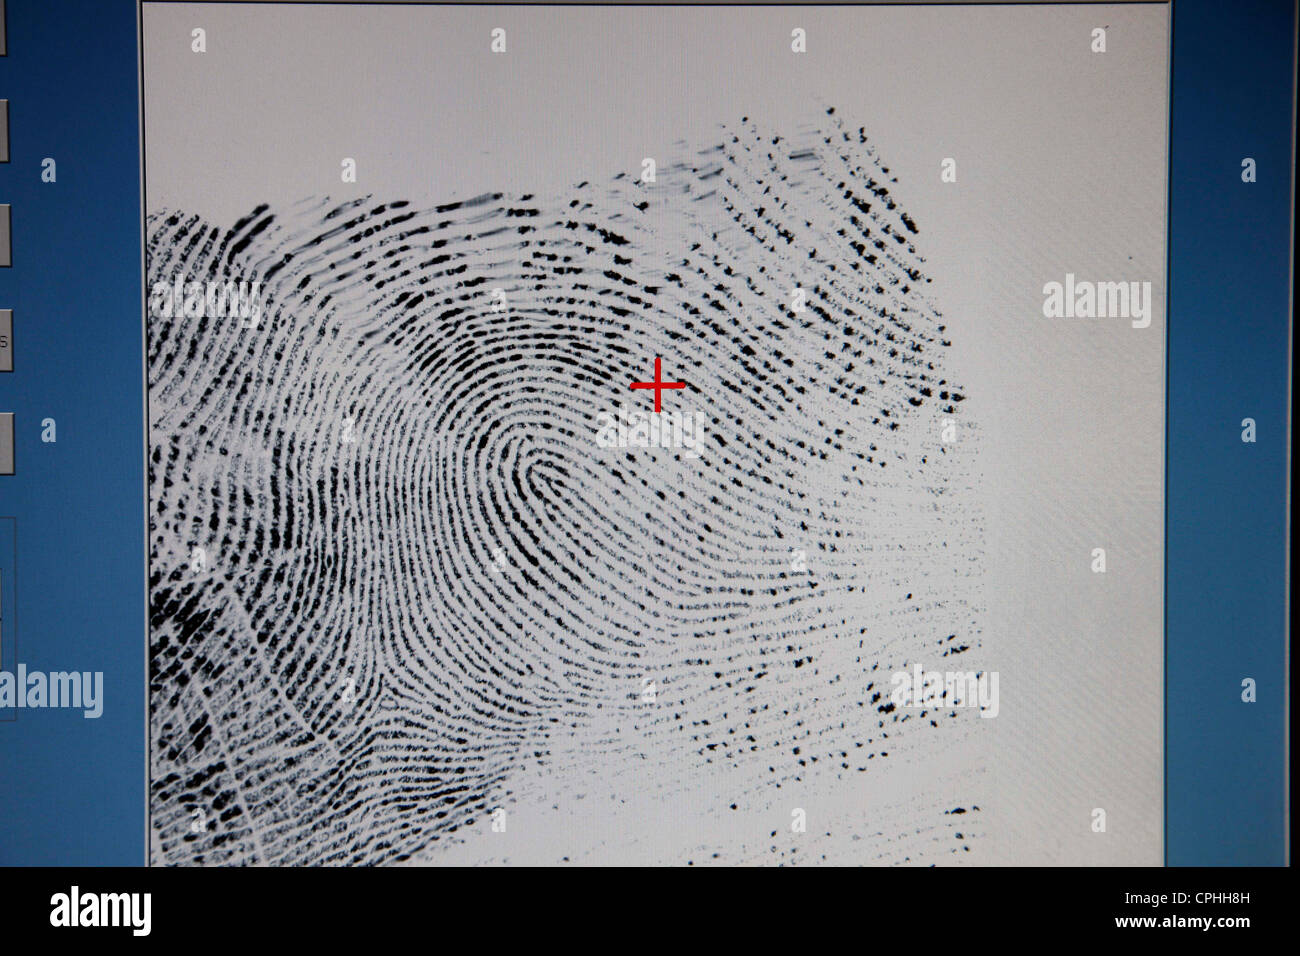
[146,109,988,865]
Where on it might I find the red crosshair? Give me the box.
[629,356,686,413]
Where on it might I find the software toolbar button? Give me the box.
[0,413,13,475]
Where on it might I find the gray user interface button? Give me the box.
[0,413,13,475]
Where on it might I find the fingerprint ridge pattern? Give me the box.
[148,109,986,866]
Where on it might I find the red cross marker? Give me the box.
[629,356,686,413]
